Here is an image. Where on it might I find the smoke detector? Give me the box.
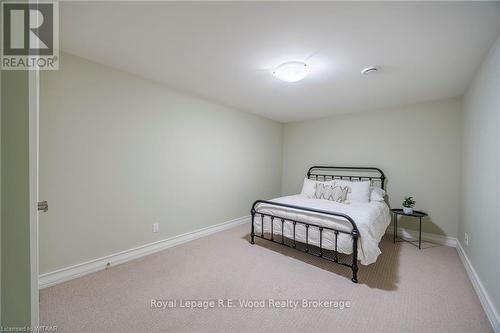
[361,66,379,75]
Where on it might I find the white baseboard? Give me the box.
[386,226,457,247]
[39,216,250,289]
[387,228,498,331]
[456,241,500,332]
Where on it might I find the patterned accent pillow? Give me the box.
[330,186,350,202]
[314,183,349,203]
[314,182,325,199]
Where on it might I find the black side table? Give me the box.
[391,209,428,249]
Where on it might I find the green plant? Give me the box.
[402,196,416,208]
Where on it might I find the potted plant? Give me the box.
[402,196,416,215]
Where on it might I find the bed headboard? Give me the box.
[307,166,386,190]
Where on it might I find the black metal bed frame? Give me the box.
[250,166,386,283]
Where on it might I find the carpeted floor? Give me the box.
[40,224,491,333]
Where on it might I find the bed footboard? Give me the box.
[250,200,360,283]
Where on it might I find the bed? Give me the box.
[250,166,391,283]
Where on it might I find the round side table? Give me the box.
[391,209,428,249]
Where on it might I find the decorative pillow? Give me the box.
[300,178,334,198]
[314,183,349,203]
[330,186,350,203]
[334,180,371,203]
[314,182,326,199]
[370,187,386,202]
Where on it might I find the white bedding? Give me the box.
[254,195,391,265]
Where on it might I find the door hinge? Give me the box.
[38,201,48,212]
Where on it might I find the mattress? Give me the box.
[253,195,391,265]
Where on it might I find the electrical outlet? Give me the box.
[153,223,160,233]
[464,233,469,246]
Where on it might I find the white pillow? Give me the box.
[370,187,386,202]
[334,180,371,203]
[300,178,334,198]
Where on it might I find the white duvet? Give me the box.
[253,195,391,265]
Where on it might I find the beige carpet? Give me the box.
[40,224,491,333]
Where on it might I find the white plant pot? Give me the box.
[403,207,413,215]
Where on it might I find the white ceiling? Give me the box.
[60,2,500,122]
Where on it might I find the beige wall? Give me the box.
[461,35,500,315]
[282,99,462,237]
[39,53,283,274]
[0,66,2,325]
[1,70,32,326]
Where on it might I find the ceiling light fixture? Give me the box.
[272,61,309,82]
[361,66,379,75]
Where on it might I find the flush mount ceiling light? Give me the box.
[272,61,309,82]
[361,66,379,75]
